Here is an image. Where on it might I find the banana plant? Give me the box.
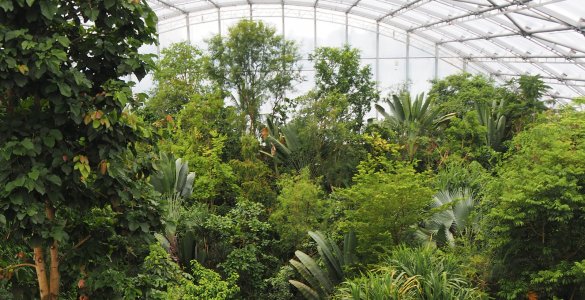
[151,152,196,264]
[475,98,507,151]
[289,231,357,300]
[416,189,476,247]
[375,92,454,160]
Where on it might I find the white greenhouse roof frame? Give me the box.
[146,0,585,100]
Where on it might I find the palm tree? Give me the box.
[375,92,454,160]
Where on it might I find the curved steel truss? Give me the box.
[146,0,585,99]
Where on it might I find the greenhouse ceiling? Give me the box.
[145,0,585,100]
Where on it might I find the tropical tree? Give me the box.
[428,73,501,117]
[504,74,550,132]
[334,155,434,261]
[270,169,327,253]
[206,20,302,135]
[484,108,585,299]
[310,45,379,131]
[144,42,208,119]
[0,0,162,298]
[261,116,315,174]
[294,91,367,189]
[138,243,239,299]
[205,200,277,298]
[517,74,550,105]
[376,92,454,160]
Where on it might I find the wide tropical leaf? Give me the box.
[290,231,358,299]
[309,231,343,281]
[475,99,507,151]
[343,231,357,266]
[295,251,334,293]
[376,92,454,160]
[290,258,326,296]
[417,189,476,247]
[289,280,320,300]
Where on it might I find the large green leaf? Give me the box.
[309,231,343,281]
[295,250,334,293]
[290,258,324,296]
[343,230,357,265]
[289,280,320,300]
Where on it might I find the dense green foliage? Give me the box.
[207,20,302,133]
[144,42,208,118]
[0,0,162,298]
[333,246,487,299]
[310,45,378,130]
[1,5,582,299]
[335,156,434,260]
[484,109,585,298]
[270,169,327,253]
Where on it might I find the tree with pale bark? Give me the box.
[0,0,163,298]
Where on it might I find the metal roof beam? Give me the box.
[494,72,585,83]
[409,0,532,32]
[438,26,573,44]
[345,0,361,13]
[514,10,557,22]
[532,34,585,54]
[448,0,491,7]
[463,55,585,63]
[398,1,584,92]
[531,6,585,35]
[396,7,577,93]
[151,0,188,15]
[485,0,525,34]
[455,24,585,94]
[208,0,221,9]
[408,0,569,32]
[377,0,428,22]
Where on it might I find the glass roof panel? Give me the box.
[545,0,585,23]
[146,0,585,99]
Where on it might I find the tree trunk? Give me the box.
[249,110,256,136]
[49,241,59,300]
[34,247,50,300]
[45,203,60,300]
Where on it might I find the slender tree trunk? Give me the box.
[46,203,59,300]
[34,247,50,300]
[249,109,256,136]
[49,241,59,299]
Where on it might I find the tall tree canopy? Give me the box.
[310,45,378,131]
[206,19,302,135]
[145,42,208,118]
[0,1,162,298]
[484,109,585,298]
